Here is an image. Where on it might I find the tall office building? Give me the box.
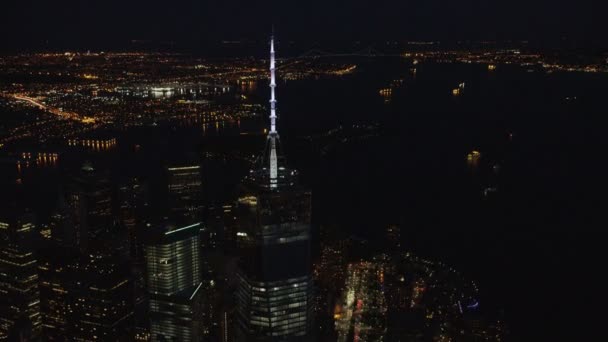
[117,176,150,333]
[67,255,134,341]
[234,34,313,341]
[0,212,41,340]
[38,247,79,340]
[167,165,203,219]
[38,245,134,341]
[145,221,204,341]
[37,163,134,340]
[65,162,114,252]
[49,189,74,248]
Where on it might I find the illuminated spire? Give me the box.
[269,34,277,134]
[268,33,278,188]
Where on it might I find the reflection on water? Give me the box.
[239,80,258,93]
[466,150,481,169]
[117,84,230,99]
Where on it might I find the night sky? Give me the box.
[1,0,606,49]
[0,1,605,340]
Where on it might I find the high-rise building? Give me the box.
[38,247,79,340]
[38,243,134,341]
[49,189,75,248]
[204,203,237,252]
[145,221,204,341]
[65,162,114,252]
[167,165,203,219]
[0,213,41,339]
[234,34,314,341]
[118,177,149,260]
[117,176,150,333]
[36,164,135,340]
[63,255,134,341]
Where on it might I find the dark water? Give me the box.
[273,59,604,340]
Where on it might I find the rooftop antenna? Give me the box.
[268,30,278,188]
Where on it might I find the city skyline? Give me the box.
[0,5,605,340]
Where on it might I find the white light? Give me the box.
[268,34,279,188]
[164,223,201,235]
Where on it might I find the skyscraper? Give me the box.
[0,212,41,340]
[118,176,149,261]
[234,34,314,341]
[117,176,150,333]
[61,254,134,341]
[38,247,79,340]
[65,162,114,252]
[49,188,75,248]
[167,165,203,220]
[41,224,135,340]
[145,221,204,341]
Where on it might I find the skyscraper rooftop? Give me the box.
[247,34,300,192]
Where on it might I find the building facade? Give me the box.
[0,213,41,340]
[234,35,314,341]
[65,162,114,252]
[145,221,204,341]
[167,165,203,220]
[67,256,134,341]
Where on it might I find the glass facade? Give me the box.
[235,165,314,341]
[67,257,134,341]
[38,248,77,340]
[167,165,203,219]
[38,248,134,340]
[236,274,312,339]
[145,222,203,342]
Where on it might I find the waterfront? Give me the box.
[1,54,604,340]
